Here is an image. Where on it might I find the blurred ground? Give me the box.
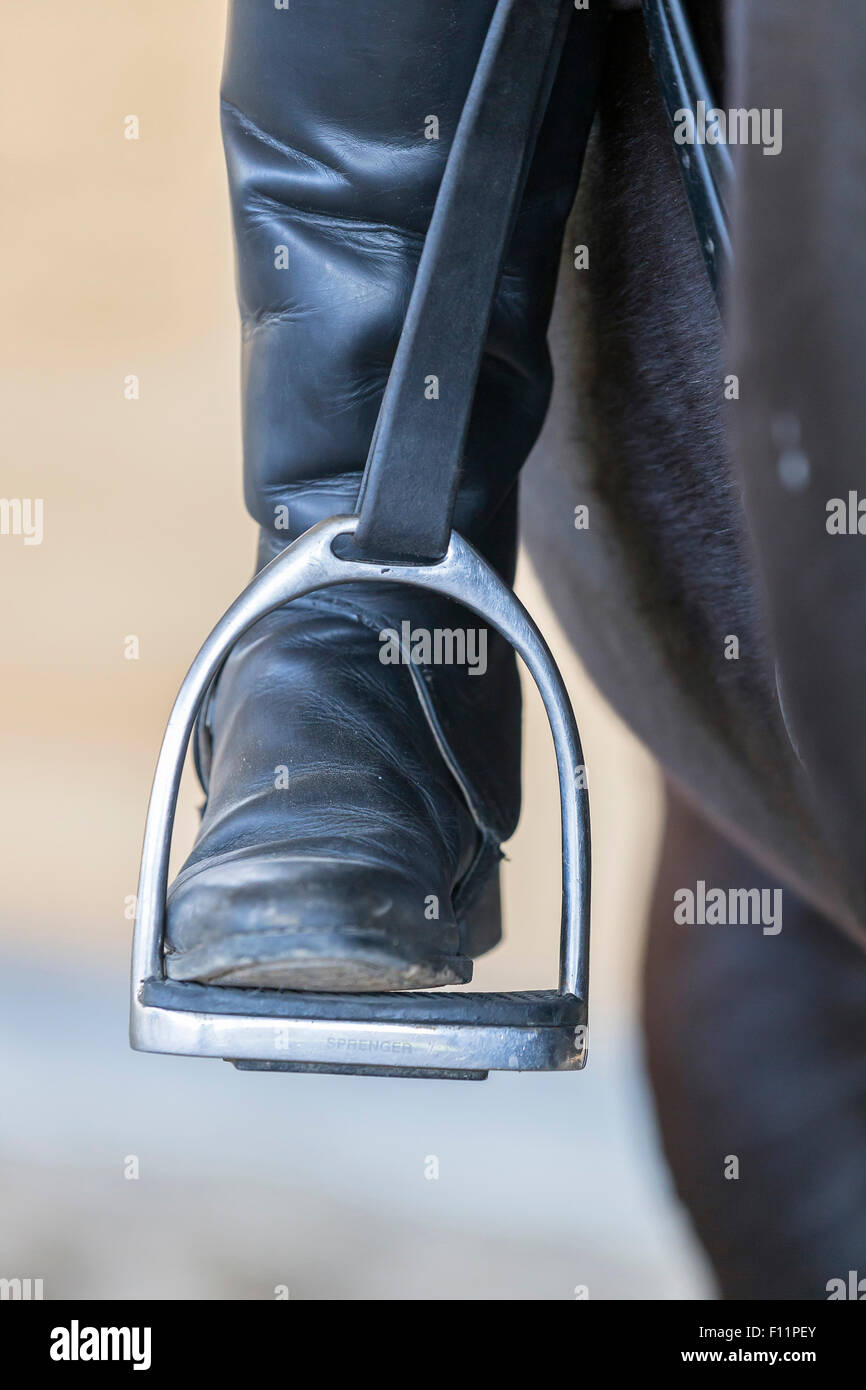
[0,956,710,1300]
[0,1,712,1298]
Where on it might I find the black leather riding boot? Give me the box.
[164,0,604,990]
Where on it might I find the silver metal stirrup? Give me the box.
[130,516,591,1081]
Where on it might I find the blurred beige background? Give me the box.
[0,1,710,1299]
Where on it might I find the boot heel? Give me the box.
[460,865,502,959]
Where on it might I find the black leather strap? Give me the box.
[354,0,574,563]
[641,0,732,304]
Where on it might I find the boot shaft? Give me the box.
[221,0,606,564]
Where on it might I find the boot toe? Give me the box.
[165,855,472,991]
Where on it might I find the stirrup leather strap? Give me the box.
[354,0,574,563]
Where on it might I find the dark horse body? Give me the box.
[525,1,866,1298]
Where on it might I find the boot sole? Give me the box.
[165,928,473,992]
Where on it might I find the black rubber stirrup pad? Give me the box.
[141,980,586,1028]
